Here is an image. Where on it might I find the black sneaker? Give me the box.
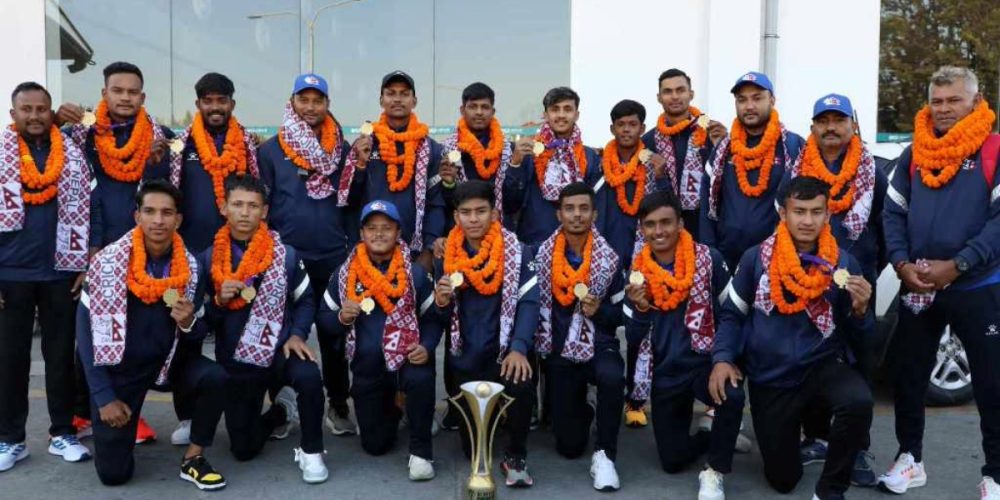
[179,455,226,491]
[501,454,533,488]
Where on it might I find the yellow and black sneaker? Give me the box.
[624,403,648,428]
[179,455,226,491]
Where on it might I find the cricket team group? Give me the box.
[1,58,999,500]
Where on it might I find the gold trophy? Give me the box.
[449,381,515,499]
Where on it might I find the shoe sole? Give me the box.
[697,492,724,500]
[877,476,927,494]
[594,484,620,492]
[303,474,329,484]
[179,473,227,491]
[409,473,435,481]
[802,458,826,466]
[47,446,91,463]
[0,450,30,471]
[324,417,357,436]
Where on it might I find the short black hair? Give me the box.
[135,179,183,210]
[610,99,646,123]
[543,86,580,110]
[658,68,692,90]
[781,176,830,207]
[557,182,595,206]
[11,81,51,106]
[195,72,235,99]
[224,175,268,203]
[636,190,682,222]
[461,82,495,106]
[452,179,495,209]
[103,61,144,86]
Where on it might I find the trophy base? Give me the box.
[464,475,497,500]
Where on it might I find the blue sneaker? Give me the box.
[800,438,828,466]
[0,442,29,472]
[851,450,878,487]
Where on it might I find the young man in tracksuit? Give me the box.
[432,180,539,487]
[880,66,1000,500]
[779,93,888,486]
[711,176,874,500]
[316,200,442,481]
[623,190,741,500]
[0,82,92,470]
[76,180,227,489]
[197,176,328,484]
[534,182,626,491]
[698,71,804,271]
[258,73,356,435]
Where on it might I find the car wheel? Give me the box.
[925,327,974,406]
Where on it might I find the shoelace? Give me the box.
[0,443,12,454]
[58,435,82,447]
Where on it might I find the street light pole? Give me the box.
[247,0,363,73]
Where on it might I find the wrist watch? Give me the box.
[954,256,970,274]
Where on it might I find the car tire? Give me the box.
[924,327,974,406]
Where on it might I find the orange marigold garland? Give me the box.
[534,139,587,187]
[769,222,838,314]
[210,222,275,310]
[192,113,249,210]
[14,124,63,205]
[799,134,862,214]
[551,231,592,307]
[456,117,505,179]
[656,105,708,147]
[126,229,192,304]
[729,109,782,198]
[278,113,338,172]
[911,100,996,189]
[372,113,429,192]
[93,99,154,182]
[444,220,504,296]
[601,139,647,216]
[346,243,408,313]
[631,229,696,310]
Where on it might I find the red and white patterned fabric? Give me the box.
[753,234,835,337]
[448,227,522,362]
[706,125,794,220]
[440,133,512,217]
[232,232,287,368]
[788,140,876,241]
[901,259,935,314]
[535,123,586,201]
[535,227,619,363]
[167,119,260,190]
[631,242,715,401]
[652,126,705,210]
[338,241,420,371]
[277,103,341,200]
[338,136,432,252]
[0,127,91,271]
[88,229,198,385]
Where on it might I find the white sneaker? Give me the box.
[0,442,29,471]
[982,476,1000,500]
[293,448,328,484]
[408,454,435,481]
[877,452,927,494]
[171,420,192,446]
[698,467,725,500]
[271,387,300,440]
[325,406,358,436]
[590,450,620,491]
[47,435,91,463]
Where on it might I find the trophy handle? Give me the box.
[447,395,476,471]
[487,393,516,463]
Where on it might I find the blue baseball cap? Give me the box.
[730,71,774,95]
[360,200,401,225]
[812,93,854,119]
[293,73,328,97]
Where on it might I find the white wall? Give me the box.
[1,0,47,127]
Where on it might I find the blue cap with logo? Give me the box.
[360,200,401,225]
[293,73,328,97]
[812,93,854,119]
[730,71,775,95]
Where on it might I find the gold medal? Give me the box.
[573,283,589,300]
[629,271,645,286]
[169,138,185,154]
[81,110,97,127]
[360,121,374,136]
[240,286,257,302]
[532,141,545,155]
[360,297,375,315]
[638,149,653,163]
[833,268,850,288]
[163,288,180,307]
[450,272,464,288]
[447,150,462,164]
[697,114,711,129]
